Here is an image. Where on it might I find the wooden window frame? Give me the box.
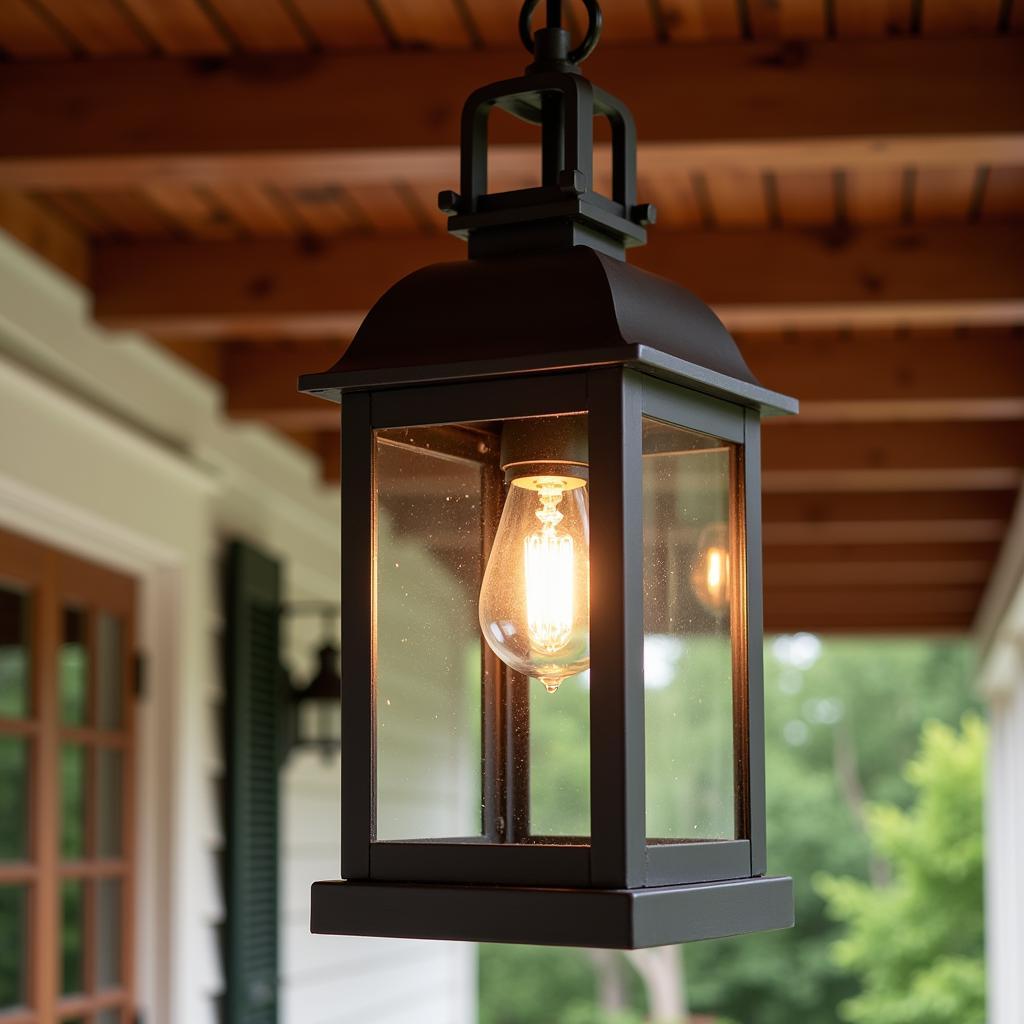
[0,527,136,1024]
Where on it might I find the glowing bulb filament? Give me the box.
[524,485,575,659]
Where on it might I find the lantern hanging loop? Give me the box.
[518,0,603,66]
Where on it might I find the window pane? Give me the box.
[642,417,737,841]
[95,878,122,990]
[0,587,29,719]
[96,749,123,858]
[61,879,85,994]
[374,428,486,841]
[61,744,87,859]
[0,736,29,860]
[0,885,28,1010]
[96,613,124,730]
[60,608,88,726]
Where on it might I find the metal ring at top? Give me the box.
[518,0,603,64]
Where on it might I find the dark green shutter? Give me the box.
[224,541,281,1024]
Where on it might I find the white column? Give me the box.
[984,643,1024,1024]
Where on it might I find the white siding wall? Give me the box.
[977,487,1024,1024]
[0,232,476,1024]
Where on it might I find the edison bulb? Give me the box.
[691,522,731,615]
[479,473,590,693]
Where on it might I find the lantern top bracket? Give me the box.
[438,0,653,260]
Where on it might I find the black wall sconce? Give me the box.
[279,602,341,760]
[299,0,797,949]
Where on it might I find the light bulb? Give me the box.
[691,522,731,615]
[479,472,590,693]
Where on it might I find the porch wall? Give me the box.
[0,232,475,1024]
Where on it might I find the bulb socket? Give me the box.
[500,415,589,486]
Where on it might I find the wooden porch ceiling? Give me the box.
[1,0,1022,635]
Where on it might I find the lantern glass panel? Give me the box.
[374,428,486,841]
[372,410,591,847]
[642,417,738,842]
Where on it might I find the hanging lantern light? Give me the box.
[299,0,797,948]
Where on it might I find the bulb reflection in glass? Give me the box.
[479,472,589,693]
[691,522,731,615]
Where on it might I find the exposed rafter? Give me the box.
[1,38,1022,188]
[92,224,1024,337]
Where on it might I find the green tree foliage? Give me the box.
[479,637,978,1023]
[815,716,986,1024]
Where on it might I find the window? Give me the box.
[0,529,135,1024]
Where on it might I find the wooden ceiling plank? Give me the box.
[762,489,1017,523]
[78,189,180,238]
[764,586,983,617]
[589,0,659,42]
[287,0,390,48]
[461,0,522,46]
[29,0,152,54]
[762,466,1023,493]
[765,561,993,586]
[702,168,770,227]
[659,0,743,40]
[143,184,242,240]
[203,183,297,237]
[762,421,1024,474]
[763,541,1002,563]
[773,169,837,226]
[202,0,308,52]
[30,190,112,236]
[0,0,75,56]
[745,0,830,38]
[33,0,153,54]
[89,223,1024,335]
[921,0,1003,34]
[637,174,703,229]
[276,185,363,237]
[833,0,913,35]
[913,166,980,221]
[116,0,229,54]
[980,166,1024,219]
[742,330,1024,410]
[843,168,904,225]
[343,183,425,234]
[3,38,1023,188]
[0,190,88,280]
[376,0,474,48]
[762,519,1007,544]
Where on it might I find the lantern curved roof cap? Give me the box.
[299,246,797,417]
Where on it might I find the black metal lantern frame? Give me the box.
[300,0,797,949]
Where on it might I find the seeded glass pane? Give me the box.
[96,748,123,857]
[61,879,85,994]
[95,878,122,990]
[642,417,737,841]
[60,744,87,859]
[0,885,27,1010]
[96,613,123,729]
[528,673,590,837]
[374,428,486,841]
[0,587,29,719]
[60,608,88,726]
[0,736,28,860]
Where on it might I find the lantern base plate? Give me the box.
[310,875,793,949]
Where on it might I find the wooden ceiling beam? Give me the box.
[1,37,1022,188]
[215,326,1024,431]
[92,224,1024,337]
